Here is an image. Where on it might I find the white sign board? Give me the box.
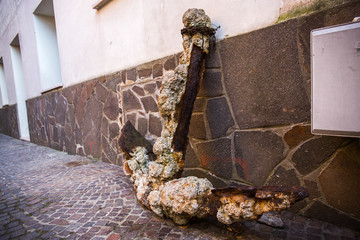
[311,21,360,138]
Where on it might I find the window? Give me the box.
[10,35,30,141]
[0,57,9,107]
[33,0,62,93]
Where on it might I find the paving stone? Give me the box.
[0,132,359,239]
[292,136,345,175]
[234,130,285,185]
[206,97,234,138]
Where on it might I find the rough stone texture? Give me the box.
[206,97,234,138]
[304,180,321,200]
[196,138,232,179]
[188,113,207,140]
[132,86,145,96]
[140,96,159,113]
[0,104,20,139]
[153,63,163,78]
[149,114,162,137]
[18,3,360,231]
[104,92,120,120]
[181,168,227,188]
[221,19,310,129]
[183,144,200,168]
[266,166,300,186]
[137,117,148,137]
[198,70,223,97]
[122,90,142,112]
[292,136,345,175]
[318,142,360,218]
[137,68,152,78]
[193,97,205,112]
[126,68,137,81]
[284,125,313,148]
[234,131,285,186]
[304,201,360,231]
[164,56,176,70]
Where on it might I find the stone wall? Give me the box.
[0,104,19,139]
[23,2,360,230]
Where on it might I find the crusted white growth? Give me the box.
[159,176,213,225]
[216,196,256,225]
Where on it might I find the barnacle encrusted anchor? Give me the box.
[119,8,308,228]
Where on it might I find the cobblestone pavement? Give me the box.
[0,134,359,240]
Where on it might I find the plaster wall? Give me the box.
[52,0,281,88]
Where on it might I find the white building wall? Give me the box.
[0,0,285,102]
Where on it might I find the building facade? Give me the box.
[0,0,359,230]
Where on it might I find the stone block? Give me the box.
[138,68,152,78]
[109,123,119,141]
[95,83,109,103]
[265,166,300,186]
[164,56,175,70]
[122,90,142,111]
[132,86,145,96]
[140,96,158,113]
[193,97,205,112]
[149,114,162,137]
[304,201,360,231]
[101,117,108,137]
[318,142,360,218]
[181,168,227,188]
[102,136,118,164]
[137,117,148,136]
[234,130,285,186]
[184,144,200,168]
[196,138,232,179]
[83,130,101,159]
[304,180,321,200]
[198,70,223,97]
[104,92,119,121]
[292,136,344,175]
[188,113,207,140]
[153,63,163,78]
[205,44,220,68]
[82,95,102,135]
[220,19,310,129]
[144,83,156,94]
[206,97,234,138]
[126,68,137,81]
[284,125,313,148]
[125,113,136,127]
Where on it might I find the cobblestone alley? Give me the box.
[0,134,359,240]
